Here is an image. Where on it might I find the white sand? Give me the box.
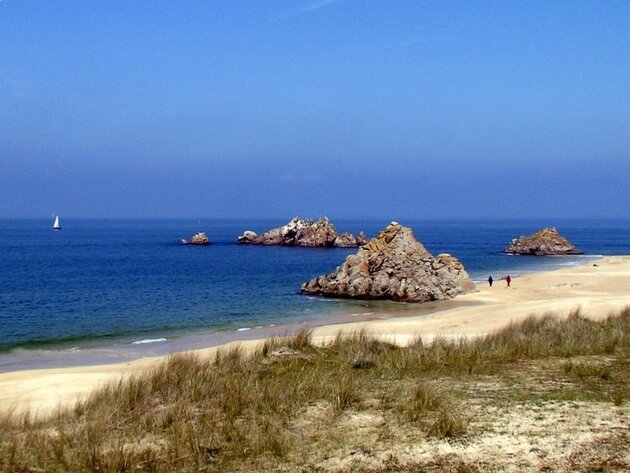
[1,256,629,417]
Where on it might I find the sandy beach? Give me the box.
[2,255,629,417]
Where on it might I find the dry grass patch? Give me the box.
[0,307,628,472]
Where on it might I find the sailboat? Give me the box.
[53,216,61,230]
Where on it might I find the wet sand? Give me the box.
[1,256,629,417]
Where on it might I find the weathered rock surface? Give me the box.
[181,232,211,245]
[504,227,582,255]
[301,222,475,302]
[237,218,367,247]
[238,230,258,243]
[334,231,368,248]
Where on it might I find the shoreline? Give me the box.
[0,253,603,373]
[1,255,629,416]
[0,298,483,374]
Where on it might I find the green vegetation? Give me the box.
[1,308,629,472]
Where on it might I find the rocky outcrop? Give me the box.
[334,231,368,248]
[301,222,475,302]
[238,230,258,243]
[237,218,367,248]
[181,232,210,245]
[504,227,582,255]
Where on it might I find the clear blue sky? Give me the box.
[1,0,629,219]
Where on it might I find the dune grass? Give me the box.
[0,307,628,472]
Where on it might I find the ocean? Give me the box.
[1,218,628,371]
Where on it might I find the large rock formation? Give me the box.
[237,218,367,248]
[504,227,582,255]
[301,222,475,302]
[181,232,211,245]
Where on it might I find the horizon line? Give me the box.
[1,216,629,222]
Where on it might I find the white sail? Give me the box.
[53,216,61,230]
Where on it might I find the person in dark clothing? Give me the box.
[506,275,512,287]
[488,276,493,287]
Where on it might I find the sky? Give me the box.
[1,0,629,219]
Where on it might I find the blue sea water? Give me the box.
[0,218,628,369]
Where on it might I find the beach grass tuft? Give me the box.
[287,327,313,350]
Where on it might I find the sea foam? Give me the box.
[132,338,167,345]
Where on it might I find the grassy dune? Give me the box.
[1,308,629,472]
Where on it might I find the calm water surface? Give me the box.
[0,218,628,370]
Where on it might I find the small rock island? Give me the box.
[237,217,367,248]
[301,222,474,302]
[504,227,582,255]
[180,232,211,245]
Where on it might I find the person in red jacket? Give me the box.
[506,275,512,287]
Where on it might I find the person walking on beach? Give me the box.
[506,275,512,287]
[488,276,493,287]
